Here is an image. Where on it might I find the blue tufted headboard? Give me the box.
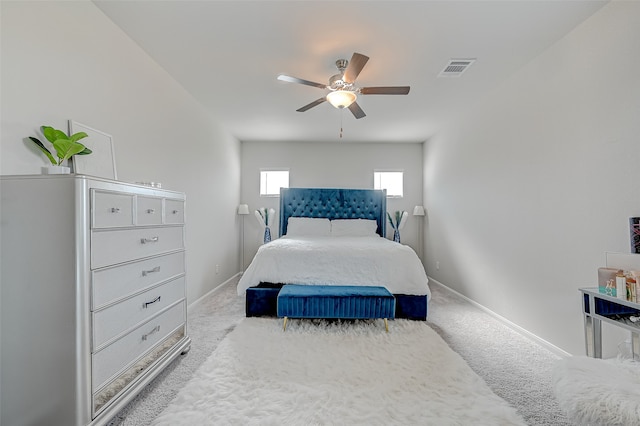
[279,188,387,237]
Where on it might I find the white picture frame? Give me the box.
[69,120,117,180]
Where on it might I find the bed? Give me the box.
[237,188,430,319]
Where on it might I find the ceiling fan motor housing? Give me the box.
[329,74,355,92]
[329,59,352,90]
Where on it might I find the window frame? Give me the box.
[259,169,290,197]
[374,170,404,198]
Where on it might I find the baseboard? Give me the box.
[188,272,240,312]
[428,276,571,358]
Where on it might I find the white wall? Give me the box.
[241,141,424,267]
[1,1,242,304]
[424,1,640,356]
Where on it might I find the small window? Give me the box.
[374,171,403,198]
[260,170,289,196]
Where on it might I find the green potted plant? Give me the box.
[28,125,92,174]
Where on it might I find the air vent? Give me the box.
[438,59,476,77]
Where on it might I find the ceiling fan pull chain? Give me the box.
[340,109,344,139]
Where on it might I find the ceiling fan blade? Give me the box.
[360,86,410,95]
[277,74,327,89]
[296,97,327,112]
[342,53,369,84]
[348,101,366,119]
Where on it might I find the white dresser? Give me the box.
[0,175,191,426]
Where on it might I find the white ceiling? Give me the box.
[94,0,607,143]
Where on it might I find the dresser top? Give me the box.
[1,174,185,198]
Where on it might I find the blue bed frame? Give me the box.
[279,187,386,237]
[245,187,428,320]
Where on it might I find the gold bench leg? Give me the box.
[384,318,389,333]
[283,316,288,331]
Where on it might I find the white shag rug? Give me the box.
[153,318,526,425]
[553,356,640,426]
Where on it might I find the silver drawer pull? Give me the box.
[142,266,161,277]
[141,325,160,341]
[172,210,179,214]
[140,237,159,244]
[146,209,156,214]
[110,207,121,213]
[143,296,161,308]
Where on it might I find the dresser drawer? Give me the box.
[93,277,185,349]
[92,301,185,392]
[91,226,184,269]
[92,251,185,310]
[137,196,163,226]
[92,191,134,228]
[165,199,185,224]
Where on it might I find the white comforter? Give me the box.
[237,236,430,296]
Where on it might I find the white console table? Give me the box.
[580,287,640,359]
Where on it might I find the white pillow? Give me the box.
[286,217,331,237]
[330,219,378,237]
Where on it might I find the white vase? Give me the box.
[42,165,71,175]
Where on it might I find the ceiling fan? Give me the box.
[277,52,410,119]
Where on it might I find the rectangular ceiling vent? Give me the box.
[438,59,476,77]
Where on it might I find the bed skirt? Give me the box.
[246,283,427,320]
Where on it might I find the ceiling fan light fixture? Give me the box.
[327,90,357,109]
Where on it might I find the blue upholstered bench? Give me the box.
[277,284,396,332]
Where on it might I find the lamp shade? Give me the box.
[413,205,425,216]
[237,204,250,215]
[326,90,357,109]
